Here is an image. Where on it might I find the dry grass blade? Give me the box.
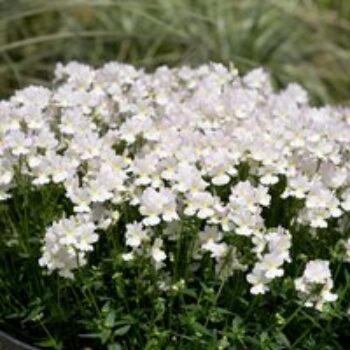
[0,0,348,103]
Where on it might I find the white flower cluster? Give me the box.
[122,222,167,269]
[0,61,348,308]
[199,225,228,261]
[38,215,98,278]
[295,260,337,311]
[247,227,291,294]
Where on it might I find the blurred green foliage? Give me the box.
[0,0,349,104]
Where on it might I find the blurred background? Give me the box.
[0,0,348,104]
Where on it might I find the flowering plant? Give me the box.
[0,62,350,349]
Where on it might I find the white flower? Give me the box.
[139,187,178,226]
[203,241,228,259]
[246,266,270,295]
[320,163,347,189]
[184,191,216,219]
[295,260,337,310]
[174,163,208,193]
[202,151,236,186]
[119,115,146,144]
[266,227,291,262]
[6,130,32,156]
[258,165,279,185]
[229,181,270,213]
[70,131,102,160]
[199,226,223,246]
[65,185,92,213]
[247,226,291,293]
[86,179,113,203]
[282,174,311,199]
[13,86,51,110]
[243,68,271,91]
[341,189,350,211]
[199,226,228,259]
[125,222,149,248]
[230,209,264,237]
[303,260,331,284]
[59,108,91,135]
[49,154,78,183]
[151,238,166,269]
[259,254,284,279]
[0,159,14,186]
[39,215,98,278]
[122,252,134,261]
[76,225,99,251]
[223,87,258,120]
[132,154,160,186]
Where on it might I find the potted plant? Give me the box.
[1,62,350,348]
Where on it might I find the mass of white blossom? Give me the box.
[1,61,349,310]
[295,260,338,311]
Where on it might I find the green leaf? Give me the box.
[183,288,197,298]
[192,322,213,337]
[274,331,291,347]
[114,325,131,337]
[108,343,122,350]
[105,310,116,328]
[36,338,62,350]
[101,329,112,344]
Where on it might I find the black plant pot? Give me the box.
[0,331,38,350]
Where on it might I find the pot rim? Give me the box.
[0,330,39,350]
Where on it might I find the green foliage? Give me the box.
[1,178,350,349]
